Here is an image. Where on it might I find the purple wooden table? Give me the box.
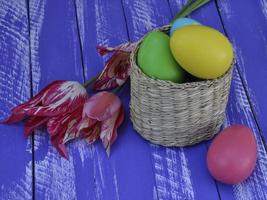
[0,0,267,199]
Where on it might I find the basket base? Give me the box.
[130,109,223,147]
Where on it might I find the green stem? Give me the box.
[178,0,210,19]
[171,0,211,23]
[83,72,101,88]
[112,86,121,94]
[112,79,129,94]
[171,0,194,24]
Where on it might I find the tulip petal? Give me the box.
[96,42,135,56]
[47,105,83,158]
[81,121,101,144]
[62,116,84,144]
[75,117,101,143]
[80,92,124,155]
[93,52,130,91]
[3,112,25,124]
[96,45,116,56]
[100,106,124,156]
[25,81,87,117]
[55,143,68,159]
[47,105,83,137]
[2,80,65,124]
[94,43,136,91]
[83,92,121,122]
[24,116,49,137]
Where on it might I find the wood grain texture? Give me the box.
[0,1,32,199]
[122,0,221,199]
[75,0,157,199]
[221,68,267,200]
[0,0,266,200]
[169,0,267,199]
[216,0,267,147]
[28,0,95,199]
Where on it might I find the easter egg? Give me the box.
[207,124,257,184]
[170,25,234,79]
[170,18,200,36]
[137,31,186,83]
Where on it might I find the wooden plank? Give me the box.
[169,0,267,199]
[0,0,33,199]
[74,0,157,199]
[216,0,267,150]
[122,0,221,199]
[217,0,267,199]
[220,68,267,200]
[28,0,95,199]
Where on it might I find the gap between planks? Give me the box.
[214,0,267,153]
[24,0,267,199]
[25,0,36,199]
[166,1,223,199]
[72,0,161,199]
[73,0,87,84]
[72,0,100,198]
[119,0,162,199]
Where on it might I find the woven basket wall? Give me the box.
[130,26,233,147]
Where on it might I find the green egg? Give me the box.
[137,31,185,83]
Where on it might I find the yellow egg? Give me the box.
[170,25,234,79]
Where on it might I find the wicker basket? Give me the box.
[129,26,233,147]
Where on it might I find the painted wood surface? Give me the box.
[170,1,267,199]
[28,0,95,199]
[0,0,267,199]
[75,1,157,199]
[0,1,32,199]
[216,0,267,145]
[122,0,220,199]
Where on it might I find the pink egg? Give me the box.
[207,124,257,184]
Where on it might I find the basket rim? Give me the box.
[130,26,235,89]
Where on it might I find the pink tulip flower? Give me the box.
[77,91,124,155]
[94,42,136,91]
[3,80,88,137]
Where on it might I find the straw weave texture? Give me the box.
[130,26,233,146]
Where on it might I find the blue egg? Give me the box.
[170,18,200,36]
